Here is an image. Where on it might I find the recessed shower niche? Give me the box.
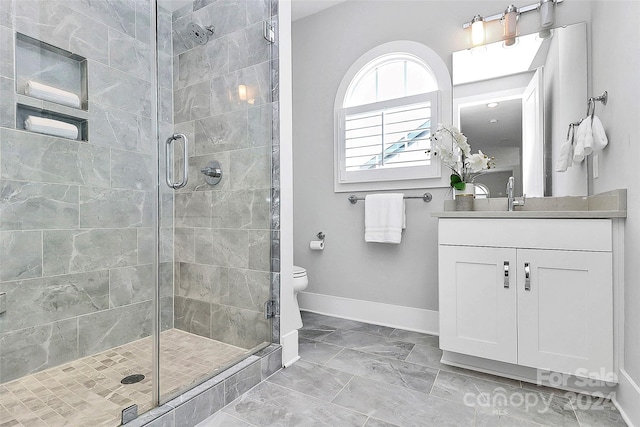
[15,33,88,140]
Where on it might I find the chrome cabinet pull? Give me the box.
[165,133,189,190]
[503,261,510,288]
[524,262,531,291]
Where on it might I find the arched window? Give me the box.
[345,54,439,108]
[334,41,451,191]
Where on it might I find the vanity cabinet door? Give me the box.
[439,245,518,364]
[517,249,613,378]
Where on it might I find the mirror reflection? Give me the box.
[453,22,587,197]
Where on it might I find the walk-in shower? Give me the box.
[0,0,279,425]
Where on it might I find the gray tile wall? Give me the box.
[171,0,278,350]
[0,0,174,384]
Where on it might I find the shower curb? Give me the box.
[125,344,282,427]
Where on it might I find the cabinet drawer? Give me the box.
[439,218,612,251]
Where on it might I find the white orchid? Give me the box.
[434,144,462,172]
[467,150,491,173]
[431,124,495,190]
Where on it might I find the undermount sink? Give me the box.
[432,189,627,219]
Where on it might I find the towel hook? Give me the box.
[590,90,608,106]
[587,91,608,120]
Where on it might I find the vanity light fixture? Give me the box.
[489,119,499,124]
[471,15,485,46]
[502,4,518,47]
[487,102,499,108]
[462,0,563,46]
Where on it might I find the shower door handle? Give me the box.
[165,133,189,189]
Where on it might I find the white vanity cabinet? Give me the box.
[438,218,614,381]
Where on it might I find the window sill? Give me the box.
[334,175,449,193]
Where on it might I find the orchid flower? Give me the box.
[431,124,495,189]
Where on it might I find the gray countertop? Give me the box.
[431,189,627,219]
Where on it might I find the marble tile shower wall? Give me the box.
[0,0,175,384]
[170,0,277,349]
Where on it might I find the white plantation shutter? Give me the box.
[339,92,439,183]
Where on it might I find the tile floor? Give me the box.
[197,312,628,427]
[0,329,249,427]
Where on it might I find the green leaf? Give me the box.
[450,174,465,190]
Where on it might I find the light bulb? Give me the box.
[238,84,247,101]
[471,15,485,46]
[503,5,518,47]
[539,0,555,28]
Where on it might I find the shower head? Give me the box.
[187,23,215,45]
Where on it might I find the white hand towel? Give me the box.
[25,81,81,109]
[583,118,594,156]
[364,193,405,244]
[555,125,575,172]
[591,115,608,151]
[573,119,588,163]
[25,116,79,140]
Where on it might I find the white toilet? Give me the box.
[292,265,309,330]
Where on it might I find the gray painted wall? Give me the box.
[590,0,640,398]
[292,0,590,312]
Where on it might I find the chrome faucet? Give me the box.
[506,176,526,211]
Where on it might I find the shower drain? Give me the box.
[121,374,145,385]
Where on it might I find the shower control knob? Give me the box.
[201,160,223,186]
[201,166,221,178]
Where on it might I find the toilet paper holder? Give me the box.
[310,232,326,251]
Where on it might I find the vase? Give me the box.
[454,183,474,211]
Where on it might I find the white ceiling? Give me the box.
[158,0,347,19]
[291,0,347,21]
[460,98,522,152]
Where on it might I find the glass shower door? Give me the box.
[157,0,276,402]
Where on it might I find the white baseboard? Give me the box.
[298,291,439,335]
[614,369,640,427]
[280,330,300,368]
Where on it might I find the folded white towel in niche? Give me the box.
[364,193,405,244]
[555,125,575,172]
[591,115,609,151]
[25,80,81,109]
[25,116,79,140]
[573,119,589,163]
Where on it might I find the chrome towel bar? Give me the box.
[348,193,433,204]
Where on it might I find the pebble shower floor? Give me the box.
[0,329,248,426]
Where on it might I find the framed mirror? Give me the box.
[453,22,587,198]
